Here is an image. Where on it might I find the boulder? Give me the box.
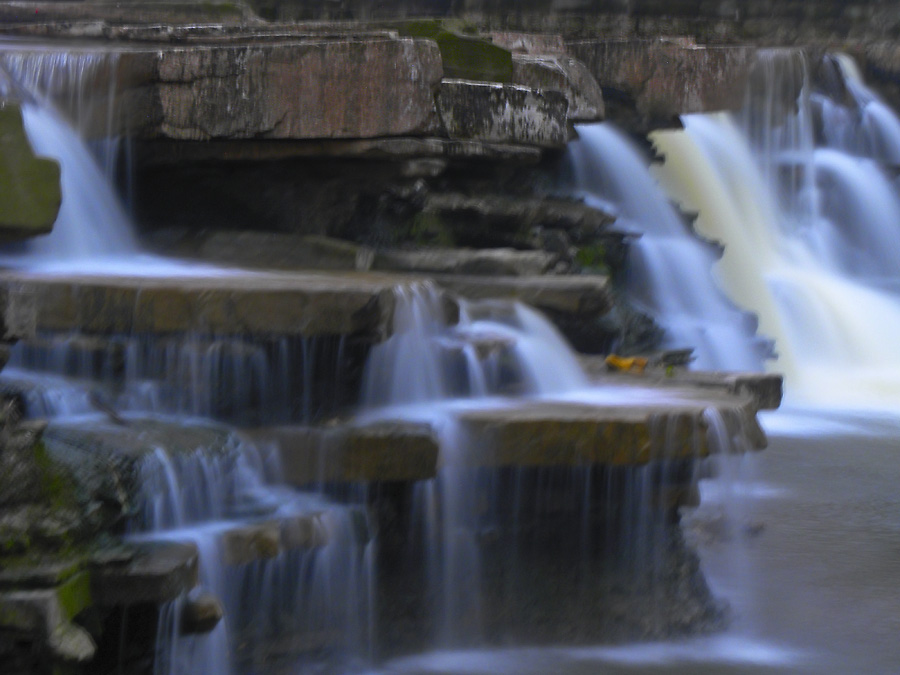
[0,102,61,239]
[180,592,224,635]
[154,38,443,140]
[511,53,605,121]
[438,79,568,148]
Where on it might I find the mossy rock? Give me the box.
[0,102,61,240]
[400,20,513,83]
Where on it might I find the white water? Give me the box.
[359,283,736,648]
[568,124,768,371]
[0,52,243,276]
[650,50,900,410]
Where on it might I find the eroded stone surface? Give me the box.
[438,79,569,148]
[511,53,605,121]
[155,38,442,140]
[568,39,757,129]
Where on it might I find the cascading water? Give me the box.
[651,49,900,409]
[358,283,727,649]
[0,49,237,275]
[567,124,769,371]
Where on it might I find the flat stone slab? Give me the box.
[259,379,766,484]
[579,357,784,412]
[437,274,613,316]
[455,386,766,468]
[0,269,402,339]
[251,421,440,486]
[91,540,198,606]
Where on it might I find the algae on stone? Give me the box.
[400,20,514,83]
[0,103,61,239]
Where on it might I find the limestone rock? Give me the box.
[512,53,605,121]
[0,103,61,239]
[154,38,443,140]
[438,79,568,148]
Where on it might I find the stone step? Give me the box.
[0,269,401,339]
[251,421,440,486]
[0,269,615,344]
[261,380,766,486]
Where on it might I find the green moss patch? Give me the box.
[0,102,61,239]
[400,20,513,83]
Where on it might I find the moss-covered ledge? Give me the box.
[0,101,61,240]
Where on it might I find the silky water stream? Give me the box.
[3,44,900,675]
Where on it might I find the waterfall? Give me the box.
[567,124,769,371]
[0,50,232,275]
[651,50,900,410]
[358,284,724,648]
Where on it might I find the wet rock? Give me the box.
[511,53,605,121]
[0,102,61,240]
[154,38,442,140]
[181,591,224,635]
[438,79,569,148]
[221,521,281,566]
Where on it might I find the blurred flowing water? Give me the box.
[3,40,900,675]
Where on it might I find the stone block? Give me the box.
[154,38,443,140]
[438,79,568,148]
